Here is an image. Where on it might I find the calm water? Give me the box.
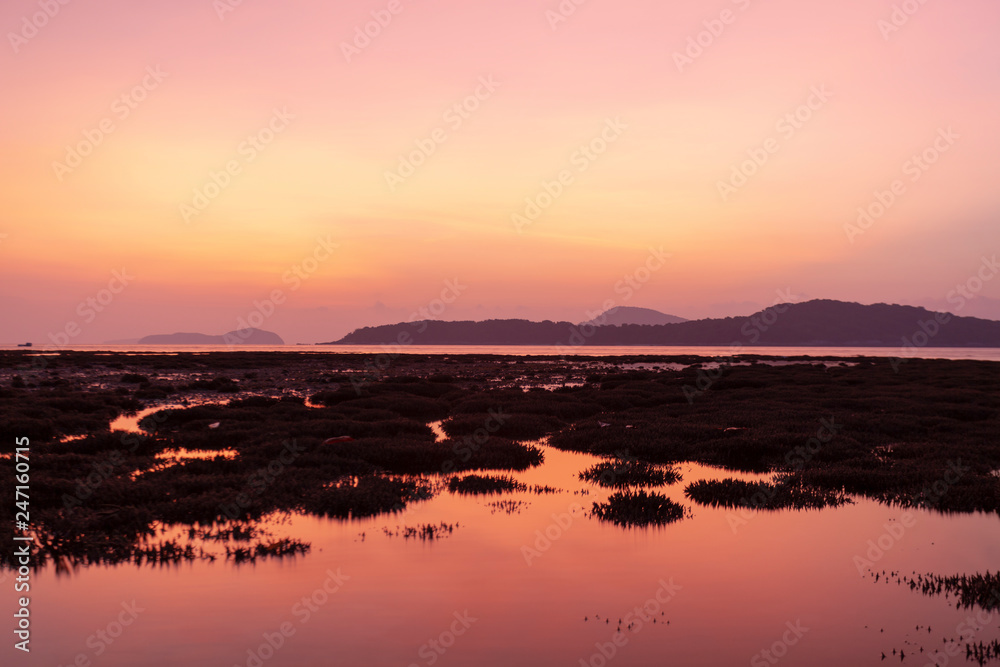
[6,343,1000,361]
[8,438,1000,666]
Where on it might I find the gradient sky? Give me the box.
[2,0,999,344]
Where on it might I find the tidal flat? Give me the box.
[1,350,999,666]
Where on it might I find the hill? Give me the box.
[581,306,688,326]
[322,300,1000,347]
[139,328,284,345]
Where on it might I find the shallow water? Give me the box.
[11,433,1000,667]
[8,343,1000,361]
[109,400,213,434]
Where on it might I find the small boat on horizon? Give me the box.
[16,342,32,347]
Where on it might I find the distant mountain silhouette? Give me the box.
[139,328,284,345]
[323,300,1000,347]
[581,306,688,327]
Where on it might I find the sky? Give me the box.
[1,0,999,344]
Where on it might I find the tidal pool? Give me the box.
[14,441,1000,667]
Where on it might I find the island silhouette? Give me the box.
[324,300,1000,347]
[138,328,284,345]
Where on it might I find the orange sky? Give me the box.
[1,0,999,343]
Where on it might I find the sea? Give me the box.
[5,343,1000,361]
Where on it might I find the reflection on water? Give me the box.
[130,448,240,480]
[520,380,587,391]
[110,397,229,433]
[427,420,448,443]
[12,436,1000,667]
[8,343,1000,361]
[110,403,183,434]
[155,448,238,462]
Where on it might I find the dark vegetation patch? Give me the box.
[798,459,1000,514]
[487,500,529,515]
[591,490,689,527]
[684,478,852,510]
[140,398,436,450]
[450,388,602,422]
[1,351,999,570]
[28,529,216,568]
[194,522,256,542]
[448,474,527,495]
[185,376,242,393]
[382,522,458,540]
[300,476,433,519]
[871,570,1000,665]
[896,571,1000,612]
[320,435,542,474]
[442,412,563,441]
[226,538,310,563]
[579,460,681,488]
[548,360,1000,513]
[0,386,140,443]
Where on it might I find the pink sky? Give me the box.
[1,0,999,343]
